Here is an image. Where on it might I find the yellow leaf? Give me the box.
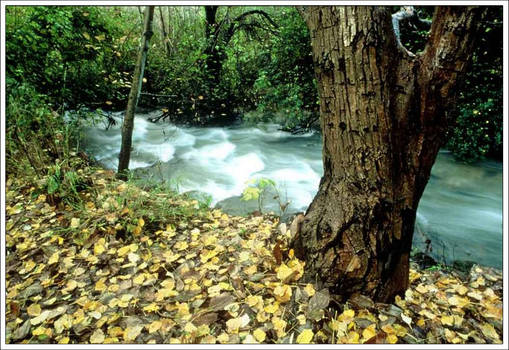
[104,337,119,344]
[382,324,395,334]
[90,329,105,344]
[123,325,143,342]
[338,309,355,322]
[70,218,80,228]
[217,333,229,343]
[184,322,197,334]
[253,328,266,342]
[197,324,210,337]
[239,251,250,262]
[441,315,455,326]
[58,337,70,344]
[108,326,124,337]
[387,334,398,344]
[275,263,294,283]
[419,309,436,320]
[480,322,499,340]
[175,302,190,318]
[22,260,36,274]
[226,317,242,334]
[128,253,140,263]
[156,288,177,301]
[393,324,407,337]
[346,330,360,343]
[264,302,279,314]
[27,304,41,317]
[48,252,60,265]
[64,280,78,292]
[83,32,91,40]
[108,284,119,293]
[117,246,130,257]
[174,241,188,251]
[304,283,315,297]
[288,258,305,280]
[456,285,469,295]
[148,320,162,334]
[161,279,175,289]
[362,325,377,341]
[416,284,428,294]
[143,303,160,313]
[133,274,145,285]
[54,314,72,334]
[297,314,307,325]
[32,326,48,336]
[246,295,262,309]
[448,296,470,308]
[273,284,292,303]
[95,278,107,292]
[296,329,314,344]
[94,239,106,255]
[271,316,287,338]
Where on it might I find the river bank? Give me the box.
[5,155,503,344]
[81,112,503,269]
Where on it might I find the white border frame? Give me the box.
[1,1,507,349]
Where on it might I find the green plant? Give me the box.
[241,177,289,218]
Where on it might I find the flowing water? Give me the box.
[81,111,503,268]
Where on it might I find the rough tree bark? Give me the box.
[117,6,155,180]
[291,6,486,303]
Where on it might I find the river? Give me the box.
[80,111,503,268]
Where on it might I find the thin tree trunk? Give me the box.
[117,6,155,180]
[291,6,486,303]
[159,6,171,55]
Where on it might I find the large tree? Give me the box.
[291,6,487,303]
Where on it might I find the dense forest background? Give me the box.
[5,6,503,165]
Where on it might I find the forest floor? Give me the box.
[4,160,504,344]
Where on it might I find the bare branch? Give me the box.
[225,9,279,44]
[392,6,418,57]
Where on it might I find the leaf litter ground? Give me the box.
[5,167,503,344]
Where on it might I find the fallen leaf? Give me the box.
[90,329,105,344]
[296,329,314,344]
[27,303,41,317]
[480,322,499,340]
[123,325,143,342]
[253,328,266,342]
[148,320,162,334]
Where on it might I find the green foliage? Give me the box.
[5,5,503,163]
[447,7,503,162]
[5,81,89,207]
[241,178,289,218]
[5,6,139,109]
[397,6,502,161]
[226,8,318,130]
[45,162,87,207]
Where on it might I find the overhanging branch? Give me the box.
[392,6,431,57]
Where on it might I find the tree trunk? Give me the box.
[117,6,155,180]
[204,6,223,86]
[159,7,171,55]
[291,6,486,303]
